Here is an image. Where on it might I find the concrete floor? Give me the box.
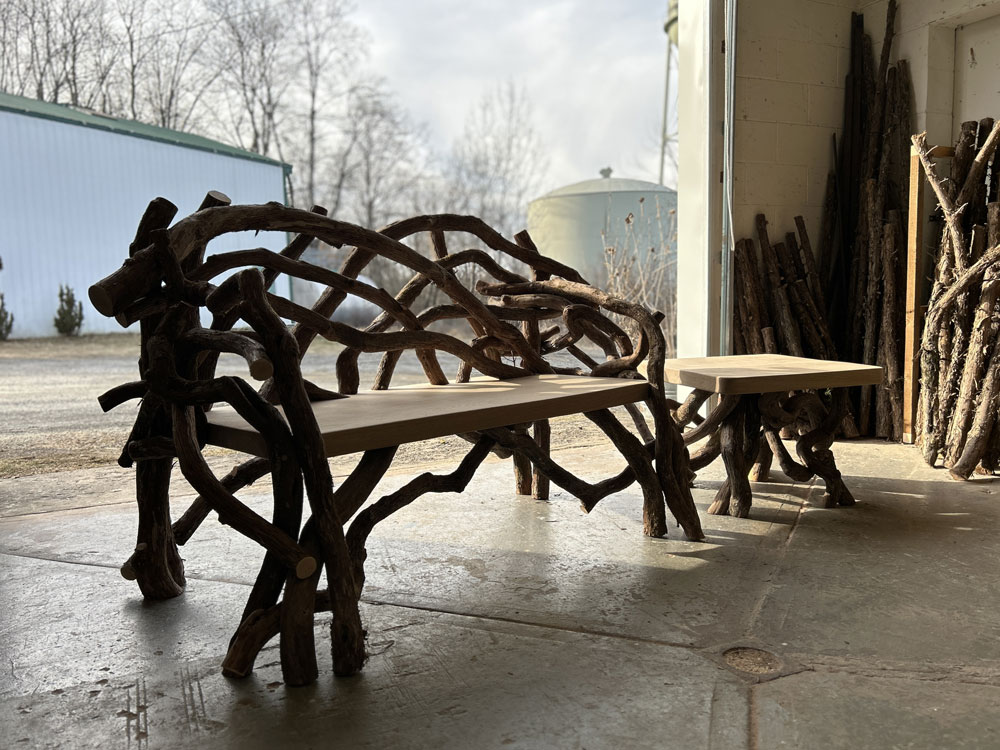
[2,439,1000,748]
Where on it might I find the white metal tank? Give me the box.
[526,170,678,286]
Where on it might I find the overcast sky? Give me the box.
[353,0,676,195]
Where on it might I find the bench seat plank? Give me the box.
[662,354,882,395]
[205,374,650,458]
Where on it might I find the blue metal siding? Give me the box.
[0,110,286,337]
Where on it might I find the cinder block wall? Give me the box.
[733,0,1000,251]
[732,0,856,247]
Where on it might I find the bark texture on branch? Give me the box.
[912,121,1000,475]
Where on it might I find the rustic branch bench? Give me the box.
[664,354,883,517]
[90,193,704,686]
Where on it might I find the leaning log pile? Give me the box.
[912,122,1000,479]
[827,0,912,439]
[732,213,859,437]
[733,0,911,440]
[732,215,835,364]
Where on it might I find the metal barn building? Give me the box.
[0,92,289,338]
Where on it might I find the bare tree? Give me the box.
[286,0,362,208]
[209,0,292,157]
[141,5,219,131]
[7,0,94,104]
[60,0,119,109]
[0,0,555,290]
[447,80,548,237]
[0,1,31,95]
[308,82,430,293]
[0,0,217,130]
[341,83,429,229]
[111,0,150,120]
[0,0,125,111]
[17,0,64,101]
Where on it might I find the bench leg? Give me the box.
[280,520,322,687]
[127,457,186,599]
[532,419,551,501]
[314,523,367,678]
[656,407,704,540]
[512,421,552,501]
[584,408,668,538]
[240,453,305,626]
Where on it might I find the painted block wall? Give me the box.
[732,0,857,249]
[954,14,1000,129]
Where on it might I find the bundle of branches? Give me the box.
[913,120,1000,479]
[733,215,831,361]
[818,0,913,440]
[732,213,858,437]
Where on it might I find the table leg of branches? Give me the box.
[679,388,856,517]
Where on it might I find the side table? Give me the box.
[663,354,883,518]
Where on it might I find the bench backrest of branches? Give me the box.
[90,193,703,686]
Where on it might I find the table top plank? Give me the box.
[204,374,651,458]
[662,354,883,395]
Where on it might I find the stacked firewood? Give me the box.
[913,122,1000,479]
[732,215,832,362]
[826,0,912,439]
[732,213,859,437]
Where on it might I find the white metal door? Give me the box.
[953,14,1000,134]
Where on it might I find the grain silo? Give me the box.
[526,170,678,288]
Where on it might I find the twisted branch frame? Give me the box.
[93,198,704,685]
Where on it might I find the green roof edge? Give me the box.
[0,91,291,174]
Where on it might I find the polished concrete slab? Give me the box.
[756,671,1000,749]
[1,575,750,749]
[1,440,999,748]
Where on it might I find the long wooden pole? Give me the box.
[903,144,954,443]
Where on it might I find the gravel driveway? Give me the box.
[1,334,616,480]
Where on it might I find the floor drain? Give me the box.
[722,647,782,674]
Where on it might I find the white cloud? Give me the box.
[353,0,672,194]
